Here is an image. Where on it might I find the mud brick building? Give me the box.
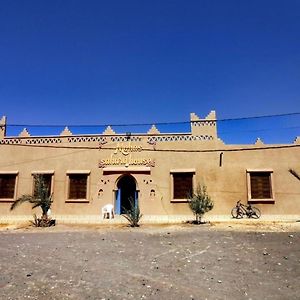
[0,111,299,220]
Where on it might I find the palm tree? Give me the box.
[10,174,53,222]
[122,197,143,227]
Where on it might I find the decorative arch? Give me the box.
[114,173,139,191]
[115,174,138,214]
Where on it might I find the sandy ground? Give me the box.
[0,221,299,300]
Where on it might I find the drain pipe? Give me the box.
[219,152,223,167]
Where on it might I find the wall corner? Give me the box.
[0,116,7,140]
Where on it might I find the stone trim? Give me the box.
[170,169,196,173]
[246,169,275,203]
[31,170,55,174]
[66,170,91,174]
[103,167,151,173]
[0,170,19,174]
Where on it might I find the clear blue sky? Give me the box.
[0,0,299,143]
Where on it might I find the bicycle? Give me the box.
[231,200,261,219]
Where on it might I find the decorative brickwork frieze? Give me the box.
[110,136,142,142]
[67,136,104,143]
[0,138,22,144]
[147,135,213,143]
[25,138,62,144]
[191,120,216,127]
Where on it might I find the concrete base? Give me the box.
[1,214,299,225]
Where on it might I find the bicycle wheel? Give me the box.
[231,207,243,219]
[251,207,261,219]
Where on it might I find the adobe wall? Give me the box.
[0,111,299,218]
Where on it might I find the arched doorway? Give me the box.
[115,175,138,214]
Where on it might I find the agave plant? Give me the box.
[122,197,142,227]
[10,174,54,226]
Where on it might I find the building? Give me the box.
[0,111,300,221]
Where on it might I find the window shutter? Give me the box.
[69,174,87,199]
[173,173,193,199]
[0,174,16,198]
[250,172,271,199]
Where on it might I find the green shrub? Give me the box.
[188,184,214,224]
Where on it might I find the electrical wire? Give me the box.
[0,141,299,153]
[3,112,300,128]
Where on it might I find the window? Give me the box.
[171,169,195,201]
[67,171,90,201]
[32,173,53,198]
[0,173,18,199]
[247,170,274,202]
[69,174,88,199]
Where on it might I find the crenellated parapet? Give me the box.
[147,125,160,135]
[190,110,217,139]
[19,128,31,137]
[103,126,116,135]
[254,137,264,146]
[0,116,6,140]
[0,111,219,145]
[60,127,73,136]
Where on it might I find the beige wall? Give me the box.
[1,111,300,217]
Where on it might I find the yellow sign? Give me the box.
[99,155,154,168]
[114,143,142,155]
[99,143,155,168]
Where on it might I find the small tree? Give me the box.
[188,184,214,224]
[10,174,54,227]
[122,197,143,227]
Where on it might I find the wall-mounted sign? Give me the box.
[99,142,155,168]
[114,143,142,155]
[99,155,155,168]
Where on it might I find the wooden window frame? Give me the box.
[170,169,196,202]
[246,169,275,203]
[66,170,90,203]
[0,171,19,202]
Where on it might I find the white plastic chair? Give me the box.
[102,204,114,219]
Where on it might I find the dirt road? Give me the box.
[0,222,299,300]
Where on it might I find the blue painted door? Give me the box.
[135,191,139,208]
[115,189,121,214]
